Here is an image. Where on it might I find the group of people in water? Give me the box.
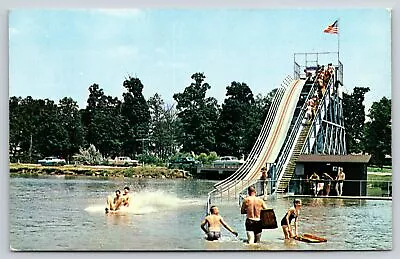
[201,186,302,244]
[105,186,131,213]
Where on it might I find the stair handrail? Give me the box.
[273,77,319,191]
[300,74,335,154]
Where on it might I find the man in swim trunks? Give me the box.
[240,186,268,244]
[201,206,238,241]
[335,167,345,196]
[105,190,123,213]
[121,186,131,207]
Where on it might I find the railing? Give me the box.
[199,164,242,169]
[294,62,301,79]
[206,178,391,212]
[273,78,318,190]
[286,179,392,197]
[301,74,335,154]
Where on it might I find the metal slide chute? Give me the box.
[213,78,306,196]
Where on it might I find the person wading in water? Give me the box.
[200,206,238,241]
[240,186,268,244]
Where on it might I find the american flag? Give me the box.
[323,20,339,34]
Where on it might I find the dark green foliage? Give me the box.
[121,76,151,156]
[82,84,124,158]
[136,154,164,166]
[147,94,179,160]
[215,81,254,157]
[365,97,391,167]
[9,97,73,163]
[9,72,390,170]
[343,87,370,154]
[173,73,219,154]
[58,97,85,161]
[244,90,276,155]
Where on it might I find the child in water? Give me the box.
[200,206,238,241]
[281,199,302,239]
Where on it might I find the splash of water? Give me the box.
[85,190,203,214]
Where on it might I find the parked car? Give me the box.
[213,156,244,167]
[38,156,66,166]
[108,156,139,167]
[168,157,199,169]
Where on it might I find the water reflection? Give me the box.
[105,213,131,226]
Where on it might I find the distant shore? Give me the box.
[9,163,191,179]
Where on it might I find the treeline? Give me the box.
[9,73,275,164]
[343,87,391,167]
[9,73,391,167]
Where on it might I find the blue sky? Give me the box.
[9,8,391,113]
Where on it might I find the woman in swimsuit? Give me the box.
[281,199,302,239]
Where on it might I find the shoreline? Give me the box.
[9,163,192,179]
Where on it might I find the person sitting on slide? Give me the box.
[201,206,238,241]
[105,190,123,213]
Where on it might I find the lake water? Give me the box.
[9,176,392,251]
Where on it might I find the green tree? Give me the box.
[245,90,277,155]
[215,81,254,157]
[82,84,124,157]
[82,83,106,147]
[173,73,219,154]
[73,144,104,165]
[58,97,85,162]
[365,97,391,167]
[90,96,124,157]
[9,96,25,162]
[342,87,370,153]
[121,76,151,157]
[148,94,179,160]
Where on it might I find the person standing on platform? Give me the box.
[259,168,267,196]
[308,172,320,196]
[322,173,334,196]
[241,186,268,244]
[335,167,346,196]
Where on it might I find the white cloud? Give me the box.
[94,9,142,18]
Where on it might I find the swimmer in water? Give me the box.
[281,199,302,239]
[105,190,123,214]
[121,186,131,207]
[201,206,238,241]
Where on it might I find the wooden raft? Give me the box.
[294,233,327,243]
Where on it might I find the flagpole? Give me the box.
[337,18,340,63]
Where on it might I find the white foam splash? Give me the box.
[85,190,203,214]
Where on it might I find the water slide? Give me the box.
[213,79,306,196]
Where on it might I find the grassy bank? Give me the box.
[367,166,392,173]
[9,163,191,179]
[367,173,392,197]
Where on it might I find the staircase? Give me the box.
[276,123,311,193]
